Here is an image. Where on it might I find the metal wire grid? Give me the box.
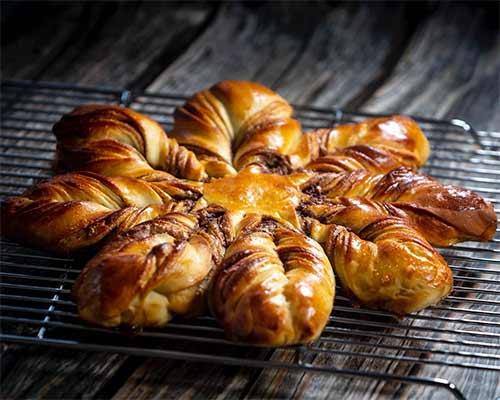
[1,80,499,399]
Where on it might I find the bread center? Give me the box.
[203,170,309,226]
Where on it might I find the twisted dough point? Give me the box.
[302,167,497,245]
[74,206,238,327]
[172,80,302,177]
[305,202,452,314]
[211,215,334,346]
[54,105,207,181]
[290,116,430,169]
[305,145,411,174]
[1,172,202,253]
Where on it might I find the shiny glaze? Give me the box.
[2,80,497,347]
[74,211,222,327]
[1,172,200,253]
[303,199,453,314]
[54,104,206,181]
[290,115,430,168]
[172,80,302,177]
[304,166,497,245]
[211,215,335,345]
[204,170,310,227]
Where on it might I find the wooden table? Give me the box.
[1,2,499,399]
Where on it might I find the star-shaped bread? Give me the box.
[2,81,496,346]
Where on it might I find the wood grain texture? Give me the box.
[1,2,214,88]
[270,2,415,107]
[148,3,319,93]
[0,345,132,399]
[148,1,412,109]
[1,4,86,79]
[362,4,500,131]
[111,359,257,400]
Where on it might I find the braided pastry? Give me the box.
[289,115,430,169]
[1,80,497,346]
[172,80,303,176]
[302,167,497,245]
[304,145,413,174]
[74,206,238,327]
[1,172,201,252]
[211,214,334,345]
[304,201,452,314]
[54,105,207,181]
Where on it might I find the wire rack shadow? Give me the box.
[1,80,499,400]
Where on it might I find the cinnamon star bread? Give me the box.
[1,80,497,346]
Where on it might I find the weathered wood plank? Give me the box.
[111,359,256,400]
[0,345,135,399]
[148,2,412,109]
[270,2,416,107]
[1,2,214,88]
[39,3,213,89]
[0,343,21,381]
[148,3,318,93]
[362,4,499,131]
[1,4,86,79]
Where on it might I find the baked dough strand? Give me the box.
[302,166,497,245]
[290,115,430,169]
[172,80,303,176]
[304,145,416,174]
[54,105,207,181]
[305,200,452,314]
[1,172,201,252]
[74,206,238,327]
[211,215,335,346]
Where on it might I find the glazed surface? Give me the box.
[1,80,497,346]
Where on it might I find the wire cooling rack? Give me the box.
[1,80,499,399]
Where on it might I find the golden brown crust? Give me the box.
[290,116,430,169]
[304,145,412,174]
[73,206,238,327]
[172,80,302,176]
[303,200,452,314]
[2,80,497,345]
[1,172,201,253]
[302,167,497,245]
[211,215,334,346]
[203,169,310,229]
[54,105,207,181]
[325,219,452,314]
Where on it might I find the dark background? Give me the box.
[1,1,499,131]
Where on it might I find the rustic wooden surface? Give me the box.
[1,1,499,399]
